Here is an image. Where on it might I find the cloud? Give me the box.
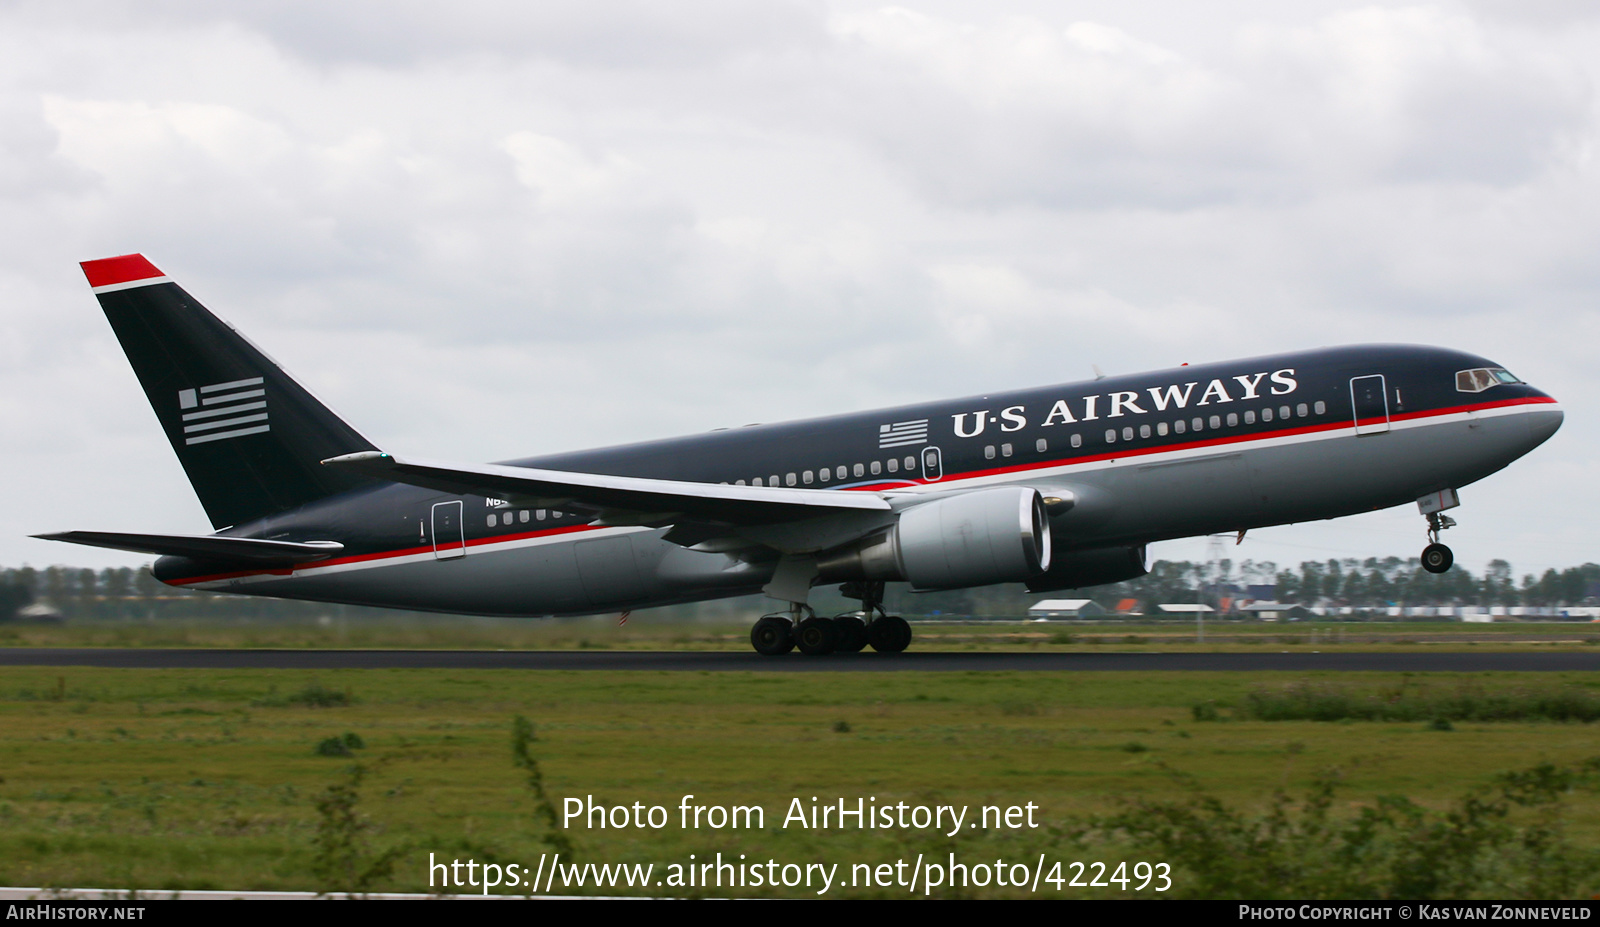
[0,2,1595,576]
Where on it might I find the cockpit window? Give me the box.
[1455,367,1521,393]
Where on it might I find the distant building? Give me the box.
[1156,603,1215,616]
[1238,601,1310,620]
[1027,599,1105,620]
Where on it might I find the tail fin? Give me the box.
[82,254,379,529]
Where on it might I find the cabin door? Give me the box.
[431,500,466,559]
[1349,375,1390,436]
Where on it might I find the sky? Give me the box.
[2,0,1597,583]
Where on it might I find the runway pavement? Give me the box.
[1,648,1597,672]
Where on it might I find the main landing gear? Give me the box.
[748,581,912,656]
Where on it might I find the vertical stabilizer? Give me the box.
[82,254,379,529]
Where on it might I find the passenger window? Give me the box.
[786,472,797,486]
[1036,438,1048,452]
[770,474,780,486]
[1279,405,1291,419]
[520,510,530,523]
[1121,426,1133,441]
[1157,422,1168,436]
[488,513,497,527]
[870,461,881,475]
[817,469,829,482]
[837,466,847,480]
[753,477,763,487]
[1174,419,1186,434]
[1243,411,1255,424]
[1314,400,1326,414]
[852,464,864,478]
[1297,403,1308,417]
[1138,424,1150,439]
[803,470,814,484]
[984,445,996,459]
[904,456,916,470]
[1209,415,1221,429]
[1226,413,1238,427]
[886,458,898,473]
[1001,443,1013,457]
[1105,429,1117,443]
[735,479,746,486]
[1070,434,1082,448]
[1262,407,1273,422]
[1192,417,1204,432]
[537,509,547,520]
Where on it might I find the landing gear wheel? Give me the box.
[833,615,868,653]
[795,616,839,655]
[867,615,911,654]
[750,616,795,656]
[1421,543,1453,574]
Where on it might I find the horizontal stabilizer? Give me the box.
[321,451,891,525]
[33,531,344,564]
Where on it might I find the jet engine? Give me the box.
[1025,544,1148,593]
[816,487,1051,590]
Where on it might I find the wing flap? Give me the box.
[33,531,344,564]
[320,451,890,524]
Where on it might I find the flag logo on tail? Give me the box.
[179,377,269,446]
[878,419,928,449]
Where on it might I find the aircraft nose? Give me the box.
[1526,405,1563,448]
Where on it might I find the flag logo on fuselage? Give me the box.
[179,377,269,446]
[878,419,928,449]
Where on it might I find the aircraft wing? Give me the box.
[320,451,893,526]
[32,531,344,564]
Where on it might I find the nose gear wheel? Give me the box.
[1420,511,1457,575]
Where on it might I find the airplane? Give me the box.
[36,254,1563,656]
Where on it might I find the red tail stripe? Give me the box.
[81,254,165,288]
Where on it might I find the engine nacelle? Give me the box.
[816,487,1052,590]
[1025,544,1148,593]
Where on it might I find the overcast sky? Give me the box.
[2,0,1597,583]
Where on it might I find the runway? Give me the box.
[1,648,1597,672]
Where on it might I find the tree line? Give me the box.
[1,556,1598,622]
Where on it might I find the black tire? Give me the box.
[1421,543,1453,574]
[795,616,839,656]
[868,615,911,653]
[833,615,868,653]
[750,616,795,655]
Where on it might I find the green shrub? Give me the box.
[1094,757,1600,899]
[291,684,353,708]
[1238,683,1600,723]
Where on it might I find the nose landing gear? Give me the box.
[1419,490,1458,575]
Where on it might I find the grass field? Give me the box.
[2,616,1598,652]
[0,665,1595,898]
